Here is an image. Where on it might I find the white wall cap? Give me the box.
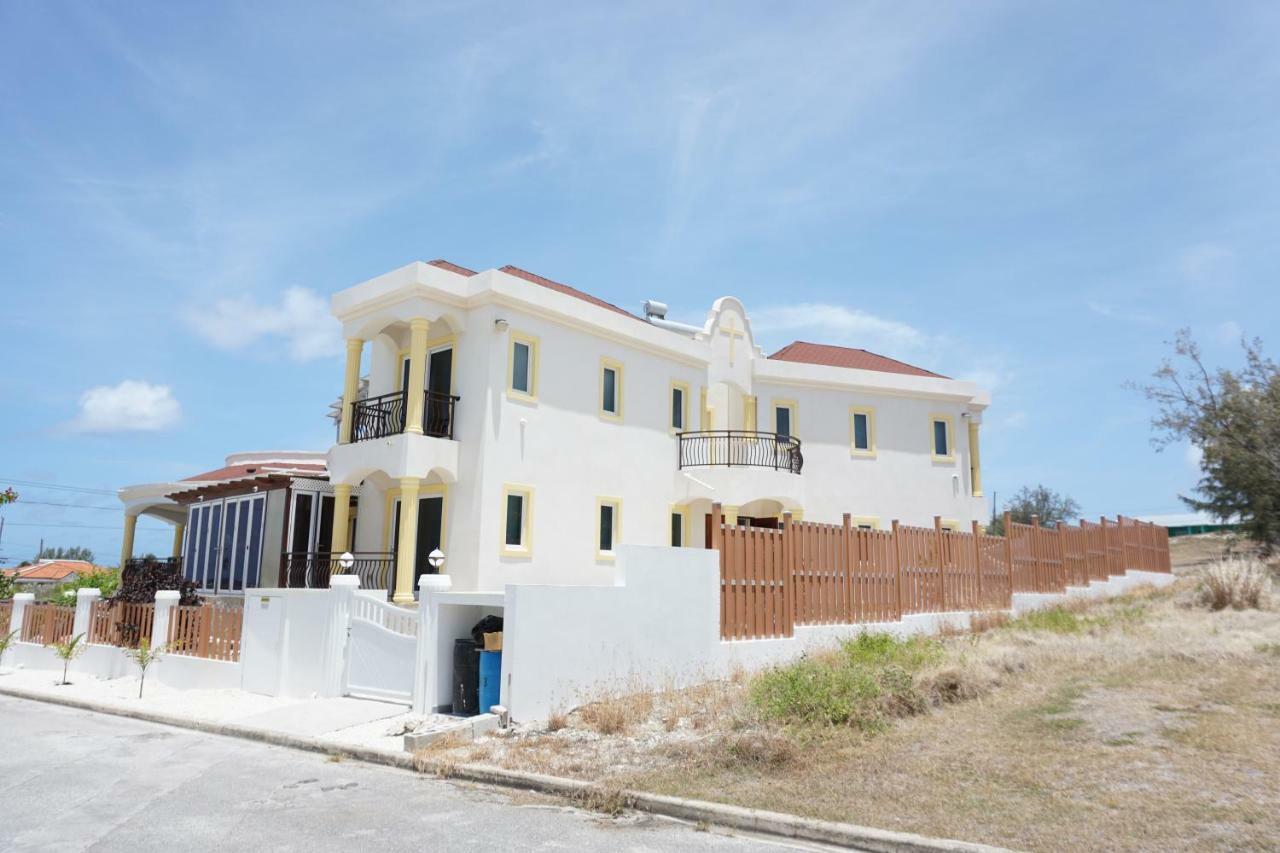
[13,593,34,602]
[418,574,453,592]
[330,575,361,588]
[154,590,182,602]
[76,588,102,599]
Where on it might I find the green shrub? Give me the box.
[749,633,940,730]
[48,569,120,607]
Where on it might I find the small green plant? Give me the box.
[1006,606,1083,634]
[0,628,18,665]
[49,633,86,685]
[123,638,164,698]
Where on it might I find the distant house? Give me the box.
[1135,512,1242,538]
[3,559,104,594]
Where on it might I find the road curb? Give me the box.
[0,684,1009,853]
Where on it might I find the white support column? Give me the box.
[120,512,138,570]
[338,337,364,445]
[404,318,430,435]
[325,575,360,697]
[151,590,180,650]
[412,574,453,714]
[72,588,101,640]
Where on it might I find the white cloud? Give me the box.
[71,380,181,432]
[185,286,341,361]
[1176,242,1236,287]
[749,302,929,356]
[1185,444,1204,472]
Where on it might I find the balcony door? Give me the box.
[390,495,445,591]
[426,347,453,437]
[183,493,266,593]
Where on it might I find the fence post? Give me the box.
[971,520,984,607]
[413,574,453,714]
[842,513,853,623]
[891,520,904,618]
[152,591,180,650]
[73,588,100,641]
[1056,519,1069,589]
[325,575,360,697]
[7,593,30,638]
[1003,512,1014,595]
[782,510,795,636]
[934,515,947,612]
[1031,515,1041,591]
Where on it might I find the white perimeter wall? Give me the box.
[499,544,1179,722]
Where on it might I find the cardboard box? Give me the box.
[482,631,503,651]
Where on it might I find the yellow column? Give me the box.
[699,387,709,430]
[338,338,364,444]
[171,523,186,558]
[968,421,983,497]
[743,395,757,431]
[393,477,421,603]
[723,505,739,526]
[404,318,430,435]
[330,484,353,557]
[791,508,805,522]
[120,514,137,569]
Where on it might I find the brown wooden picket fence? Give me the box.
[87,601,156,649]
[0,601,12,635]
[20,604,76,644]
[714,504,1170,640]
[167,603,243,662]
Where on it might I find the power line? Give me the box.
[0,477,118,496]
[3,522,172,532]
[7,499,119,512]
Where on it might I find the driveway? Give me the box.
[0,696,828,852]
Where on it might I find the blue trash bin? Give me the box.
[478,650,502,714]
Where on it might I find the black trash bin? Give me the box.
[452,639,480,716]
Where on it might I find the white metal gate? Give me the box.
[343,593,417,704]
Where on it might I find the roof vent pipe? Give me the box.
[643,299,703,337]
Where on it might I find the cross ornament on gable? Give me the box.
[719,316,746,366]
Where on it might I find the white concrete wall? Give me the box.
[498,544,1179,722]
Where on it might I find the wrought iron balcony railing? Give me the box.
[282,551,395,591]
[677,430,804,474]
[347,390,459,443]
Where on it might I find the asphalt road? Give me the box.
[0,695,833,853]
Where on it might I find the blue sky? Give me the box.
[3,1,1278,566]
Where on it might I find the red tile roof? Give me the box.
[768,341,946,379]
[499,265,641,321]
[427,259,478,277]
[5,560,104,581]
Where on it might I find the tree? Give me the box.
[0,487,16,506]
[37,545,95,563]
[124,638,164,698]
[1135,329,1280,549]
[988,485,1081,534]
[50,633,86,685]
[0,572,14,601]
[48,569,120,607]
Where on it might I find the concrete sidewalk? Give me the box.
[0,666,435,756]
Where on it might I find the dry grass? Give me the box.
[1195,557,1272,611]
[545,708,568,732]
[425,578,1280,851]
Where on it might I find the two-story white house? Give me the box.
[320,260,989,603]
[116,259,989,605]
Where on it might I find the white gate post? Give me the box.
[152,591,180,649]
[412,574,452,714]
[326,575,360,697]
[9,593,33,636]
[72,588,101,640]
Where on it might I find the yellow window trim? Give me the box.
[771,398,798,438]
[500,483,534,558]
[851,515,880,531]
[940,518,961,532]
[381,482,450,553]
[595,496,622,563]
[668,503,691,547]
[669,380,690,434]
[930,413,956,463]
[599,357,624,421]
[849,406,876,458]
[699,386,709,430]
[506,330,540,403]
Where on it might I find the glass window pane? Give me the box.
[599,504,614,552]
[602,368,617,413]
[671,387,683,429]
[853,413,869,449]
[512,342,530,393]
[934,420,949,455]
[505,494,524,546]
[670,512,683,547]
[776,407,791,437]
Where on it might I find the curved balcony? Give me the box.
[282,551,394,592]
[347,390,459,443]
[677,430,803,474]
